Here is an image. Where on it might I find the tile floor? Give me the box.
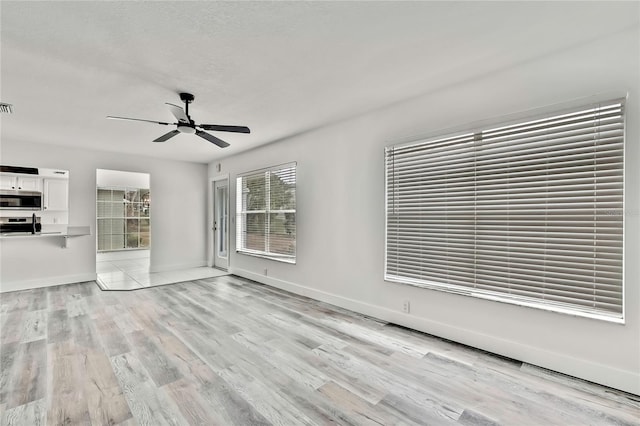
[96,249,229,290]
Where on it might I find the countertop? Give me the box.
[0,225,90,239]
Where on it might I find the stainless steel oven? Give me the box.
[0,190,43,210]
[0,216,42,234]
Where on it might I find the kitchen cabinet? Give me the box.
[18,176,41,191]
[43,179,68,211]
[0,175,41,191]
[0,175,14,190]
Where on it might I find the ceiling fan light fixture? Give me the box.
[177,125,196,134]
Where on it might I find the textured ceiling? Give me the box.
[1,1,638,164]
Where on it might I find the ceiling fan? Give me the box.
[107,92,250,148]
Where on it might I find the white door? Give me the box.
[213,179,229,270]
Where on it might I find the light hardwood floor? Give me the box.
[1,275,638,425]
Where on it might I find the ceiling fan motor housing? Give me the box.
[177,124,196,134]
[177,92,196,133]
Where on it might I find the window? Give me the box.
[97,187,150,251]
[236,163,296,263]
[385,99,624,321]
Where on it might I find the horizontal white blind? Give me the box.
[386,100,624,320]
[236,163,296,263]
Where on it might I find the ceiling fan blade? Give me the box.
[165,103,190,124]
[107,116,171,125]
[195,130,230,148]
[153,130,181,142]
[198,124,250,134]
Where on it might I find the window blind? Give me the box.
[385,100,624,321]
[236,163,296,263]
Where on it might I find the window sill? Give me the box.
[385,274,625,324]
[237,249,296,264]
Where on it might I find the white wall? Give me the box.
[0,141,208,290]
[97,169,150,189]
[209,27,640,394]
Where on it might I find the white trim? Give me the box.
[383,146,391,279]
[0,272,97,293]
[236,249,296,264]
[384,274,625,324]
[209,174,230,270]
[621,93,628,323]
[230,267,640,395]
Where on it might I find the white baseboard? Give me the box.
[149,260,207,273]
[0,273,98,293]
[231,267,640,396]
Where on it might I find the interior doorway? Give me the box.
[212,177,229,270]
[96,169,151,288]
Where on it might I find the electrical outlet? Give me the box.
[402,300,410,314]
[263,268,268,276]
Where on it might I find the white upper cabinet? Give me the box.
[0,175,15,190]
[0,175,42,191]
[1,168,69,219]
[18,176,42,191]
[43,179,68,211]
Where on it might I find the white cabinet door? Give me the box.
[44,179,69,211]
[17,176,42,191]
[0,175,17,190]
[0,175,43,191]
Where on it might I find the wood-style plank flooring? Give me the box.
[1,275,638,425]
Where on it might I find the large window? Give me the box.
[385,99,624,321]
[236,163,296,263]
[97,187,150,251]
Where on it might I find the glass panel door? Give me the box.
[213,179,229,270]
